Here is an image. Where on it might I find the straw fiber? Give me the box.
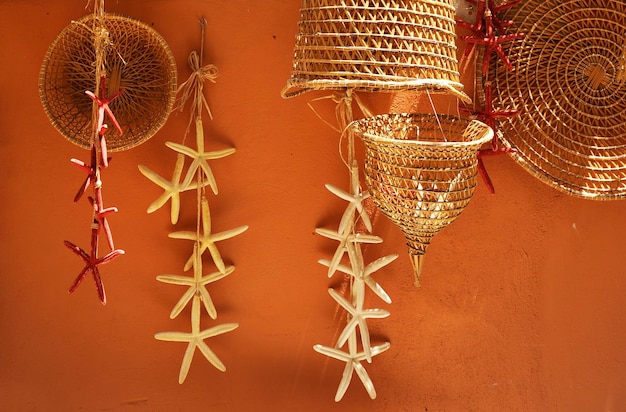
[354,113,492,282]
[484,0,626,199]
[39,13,177,151]
[282,0,470,102]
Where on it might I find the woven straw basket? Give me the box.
[39,13,177,151]
[354,113,492,285]
[281,0,470,103]
[483,0,626,199]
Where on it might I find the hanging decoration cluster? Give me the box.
[457,0,525,194]
[283,0,491,401]
[38,1,177,304]
[140,19,247,383]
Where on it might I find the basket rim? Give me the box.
[354,115,494,149]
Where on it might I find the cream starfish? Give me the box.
[157,244,234,320]
[314,333,390,401]
[319,245,396,305]
[138,153,208,225]
[169,196,248,273]
[155,295,238,383]
[328,284,390,363]
[325,163,372,234]
[165,119,235,194]
[315,228,382,277]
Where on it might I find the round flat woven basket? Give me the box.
[39,13,177,151]
[354,113,492,285]
[484,0,626,199]
[282,0,470,102]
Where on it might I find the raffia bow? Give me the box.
[175,50,219,140]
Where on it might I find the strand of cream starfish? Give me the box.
[147,19,246,383]
[313,90,396,401]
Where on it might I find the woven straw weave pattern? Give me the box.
[282,0,468,101]
[355,114,492,256]
[486,0,626,199]
[39,14,177,151]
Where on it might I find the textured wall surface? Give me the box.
[1,1,625,411]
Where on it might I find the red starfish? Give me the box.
[460,8,525,75]
[456,0,486,58]
[65,225,125,305]
[70,144,112,202]
[85,77,124,136]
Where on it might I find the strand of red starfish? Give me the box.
[65,77,125,303]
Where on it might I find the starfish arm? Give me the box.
[325,184,353,202]
[338,205,357,235]
[99,218,115,252]
[197,159,218,194]
[154,331,194,342]
[352,233,383,244]
[328,288,355,314]
[197,323,239,339]
[98,249,125,265]
[315,227,342,241]
[68,266,89,295]
[211,225,249,242]
[165,142,198,158]
[73,175,92,202]
[205,243,226,274]
[357,204,373,233]
[196,340,226,372]
[198,287,217,319]
[102,104,123,135]
[317,259,354,278]
[92,266,106,305]
[364,277,392,304]
[170,194,181,225]
[64,240,90,262]
[202,147,237,160]
[168,231,199,241]
[336,318,360,350]
[169,287,196,319]
[138,165,174,189]
[327,242,348,278]
[98,134,109,168]
[364,254,399,277]
[178,340,198,384]
[478,158,496,194]
[145,192,174,214]
[353,342,391,362]
[156,274,195,286]
[313,344,351,362]
[335,361,355,402]
[353,362,377,399]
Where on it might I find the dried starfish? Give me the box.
[315,228,382,278]
[70,145,106,203]
[325,164,372,234]
[328,284,390,363]
[460,8,525,75]
[157,244,234,320]
[85,77,124,136]
[314,333,390,402]
[138,153,208,225]
[155,295,238,383]
[64,224,125,304]
[169,196,248,273]
[166,119,235,193]
[320,243,397,304]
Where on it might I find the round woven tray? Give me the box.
[282,0,470,102]
[39,13,177,151]
[354,113,492,283]
[483,0,626,199]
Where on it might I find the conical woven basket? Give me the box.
[482,0,626,199]
[354,113,492,285]
[281,0,470,103]
[39,13,177,151]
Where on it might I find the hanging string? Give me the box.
[175,19,218,145]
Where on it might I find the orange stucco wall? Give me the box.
[1,1,625,411]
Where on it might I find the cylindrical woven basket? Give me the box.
[282,0,470,102]
[39,13,177,151]
[482,0,626,199]
[354,113,492,285]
